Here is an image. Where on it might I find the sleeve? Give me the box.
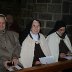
[64,35,72,53]
[46,34,59,62]
[12,32,21,59]
[46,35,58,54]
[40,33,51,56]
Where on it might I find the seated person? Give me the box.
[46,20,72,62]
[0,14,21,72]
[19,19,51,68]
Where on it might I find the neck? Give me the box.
[30,31,39,41]
[56,31,62,36]
[30,31,38,35]
[56,31,66,39]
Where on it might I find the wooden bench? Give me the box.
[16,60,72,72]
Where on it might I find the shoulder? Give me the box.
[39,33,45,38]
[22,34,33,46]
[22,34,30,42]
[47,32,56,38]
[46,32,58,41]
[7,31,19,38]
[39,33,46,41]
[64,34,70,40]
[65,34,69,38]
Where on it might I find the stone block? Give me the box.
[21,0,36,3]
[37,0,50,3]
[52,0,62,3]
[69,3,72,14]
[39,13,52,20]
[32,12,38,19]
[28,4,48,12]
[46,21,55,28]
[20,18,32,31]
[21,8,32,17]
[62,1,69,13]
[62,15,72,25]
[48,4,61,13]
[41,28,52,36]
[39,20,45,27]
[52,14,62,21]
[66,25,72,34]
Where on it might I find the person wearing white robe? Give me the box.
[46,20,72,62]
[19,19,51,68]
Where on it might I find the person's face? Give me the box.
[58,27,65,36]
[0,17,6,31]
[31,20,40,34]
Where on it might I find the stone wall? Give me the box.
[0,0,72,42]
[21,0,72,40]
[0,0,21,24]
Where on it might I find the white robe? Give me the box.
[19,33,51,68]
[46,32,72,62]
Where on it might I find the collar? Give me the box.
[29,31,40,41]
[56,31,65,39]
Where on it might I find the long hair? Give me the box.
[19,19,42,45]
[48,20,66,35]
[25,19,41,35]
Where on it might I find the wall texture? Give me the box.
[20,0,72,43]
[0,0,72,42]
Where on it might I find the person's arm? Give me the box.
[46,35,59,54]
[12,32,21,65]
[64,35,72,53]
[46,34,59,62]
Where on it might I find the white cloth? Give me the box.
[46,32,72,62]
[19,33,51,68]
[30,31,38,41]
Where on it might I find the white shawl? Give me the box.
[46,32,72,62]
[19,33,51,68]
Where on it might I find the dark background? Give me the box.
[0,0,72,43]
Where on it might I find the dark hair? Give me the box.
[54,20,66,31]
[27,19,41,30]
[48,20,66,35]
[19,19,42,45]
[25,19,41,33]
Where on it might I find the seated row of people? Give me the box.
[0,14,72,72]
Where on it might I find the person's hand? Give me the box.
[3,61,11,69]
[12,58,19,66]
[35,61,41,65]
[67,51,72,56]
[60,53,66,58]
